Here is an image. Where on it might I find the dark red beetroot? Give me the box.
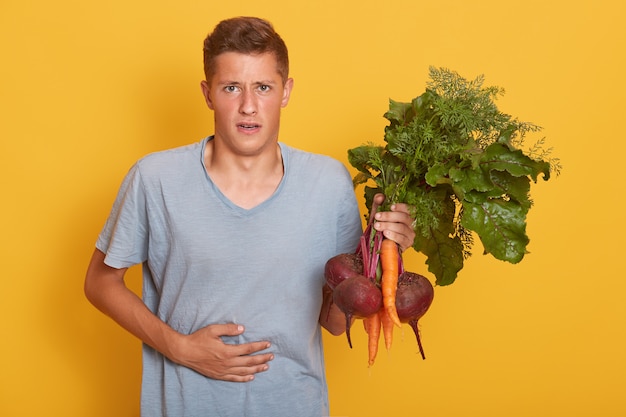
[333,275,382,348]
[324,253,364,290]
[395,272,434,360]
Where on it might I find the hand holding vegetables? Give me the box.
[370,194,415,253]
[325,66,559,366]
[325,200,434,365]
[319,196,415,337]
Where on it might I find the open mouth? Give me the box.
[238,123,261,130]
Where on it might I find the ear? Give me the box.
[281,78,294,108]
[200,80,214,110]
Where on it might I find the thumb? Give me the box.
[369,193,386,225]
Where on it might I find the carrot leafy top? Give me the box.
[348,67,560,286]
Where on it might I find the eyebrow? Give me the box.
[217,80,278,86]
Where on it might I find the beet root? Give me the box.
[324,253,363,290]
[333,275,382,348]
[396,272,434,321]
[395,272,434,359]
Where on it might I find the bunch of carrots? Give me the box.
[363,237,402,365]
[324,207,434,367]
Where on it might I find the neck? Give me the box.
[204,139,284,209]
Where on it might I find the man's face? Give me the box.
[201,52,293,157]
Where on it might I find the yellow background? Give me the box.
[2,0,625,416]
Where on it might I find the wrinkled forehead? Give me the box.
[210,51,286,84]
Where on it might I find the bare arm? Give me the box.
[319,194,416,335]
[84,248,274,382]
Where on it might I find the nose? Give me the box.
[239,89,257,115]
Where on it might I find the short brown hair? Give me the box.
[203,17,289,84]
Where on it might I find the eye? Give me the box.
[258,84,271,93]
[224,85,239,93]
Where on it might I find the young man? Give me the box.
[84,17,415,416]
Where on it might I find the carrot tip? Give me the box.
[386,307,402,328]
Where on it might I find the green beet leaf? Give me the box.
[481,142,551,182]
[461,199,529,263]
[348,66,560,286]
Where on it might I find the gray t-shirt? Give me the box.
[96,137,363,417]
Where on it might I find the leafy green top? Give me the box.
[348,67,560,286]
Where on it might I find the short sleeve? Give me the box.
[334,165,364,254]
[95,163,149,269]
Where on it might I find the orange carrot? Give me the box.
[363,312,381,367]
[380,238,402,327]
[378,306,395,351]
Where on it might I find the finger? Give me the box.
[236,351,274,368]
[219,362,271,382]
[209,365,269,383]
[223,351,274,370]
[219,374,256,383]
[372,193,385,207]
[380,229,413,252]
[369,194,385,224]
[373,219,415,252]
[374,209,413,225]
[390,202,412,215]
[209,323,246,337]
[219,352,274,380]
[228,340,272,357]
